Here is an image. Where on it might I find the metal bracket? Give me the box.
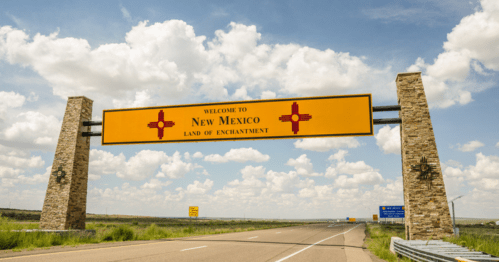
[372,105,401,112]
[83,121,102,126]
[373,118,402,125]
[82,132,102,137]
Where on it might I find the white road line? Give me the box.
[248,236,258,239]
[180,246,207,252]
[274,225,360,262]
[276,232,281,234]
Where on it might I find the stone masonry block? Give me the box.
[397,72,453,240]
[40,96,92,230]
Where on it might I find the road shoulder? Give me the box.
[343,224,373,262]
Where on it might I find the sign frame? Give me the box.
[101,94,373,145]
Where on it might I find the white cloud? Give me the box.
[265,170,300,193]
[445,159,463,168]
[15,166,50,185]
[27,91,39,102]
[0,165,50,187]
[334,172,384,188]
[362,177,404,206]
[204,147,270,163]
[0,155,44,168]
[0,147,48,186]
[88,183,166,209]
[0,144,29,158]
[328,149,348,162]
[440,152,499,195]
[0,20,396,110]
[457,140,485,152]
[0,166,23,179]
[260,91,276,99]
[184,179,214,194]
[89,174,101,181]
[325,149,384,188]
[116,150,169,181]
[443,165,465,178]
[298,185,334,199]
[406,0,499,109]
[465,153,499,180]
[120,4,133,22]
[141,178,172,190]
[160,151,196,179]
[240,165,266,179]
[3,111,61,148]
[0,20,209,105]
[294,137,360,152]
[286,154,322,177]
[89,149,126,177]
[231,86,252,100]
[192,152,204,158]
[468,178,499,191]
[496,142,499,148]
[443,0,499,72]
[471,60,490,76]
[97,150,201,181]
[0,91,25,121]
[375,125,401,154]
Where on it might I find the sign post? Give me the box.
[101,94,373,145]
[373,214,378,221]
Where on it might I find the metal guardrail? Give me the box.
[393,239,499,262]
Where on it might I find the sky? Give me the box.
[0,0,498,219]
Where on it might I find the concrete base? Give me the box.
[390,236,403,254]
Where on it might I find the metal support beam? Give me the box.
[82,121,102,126]
[373,118,402,125]
[82,132,102,137]
[372,105,401,112]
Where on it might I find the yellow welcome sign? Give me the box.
[189,206,198,217]
[102,94,373,145]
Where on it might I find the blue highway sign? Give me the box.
[379,206,405,218]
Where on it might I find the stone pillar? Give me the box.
[397,72,453,240]
[40,96,93,230]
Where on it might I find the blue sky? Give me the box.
[0,0,498,219]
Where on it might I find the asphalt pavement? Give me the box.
[0,223,373,262]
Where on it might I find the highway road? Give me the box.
[0,223,374,262]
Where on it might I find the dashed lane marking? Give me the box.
[248,236,258,239]
[274,224,361,262]
[180,246,207,252]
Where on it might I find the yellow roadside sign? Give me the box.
[189,206,198,217]
[373,214,378,221]
[101,94,373,145]
[349,217,356,222]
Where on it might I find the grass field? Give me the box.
[364,224,411,262]
[444,223,499,257]
[0,209,307,252]
[365,222,499,261]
